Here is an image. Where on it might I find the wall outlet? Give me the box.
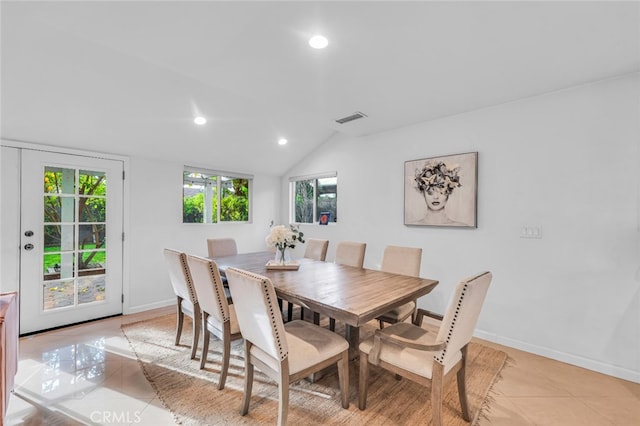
[520,226,543,239]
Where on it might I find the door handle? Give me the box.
[24,243,34,250]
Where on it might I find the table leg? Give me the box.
[345,324,360,360]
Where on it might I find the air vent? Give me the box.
[335,111,368,124]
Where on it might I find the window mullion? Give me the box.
[204,181,213,223]
[216,178,221,223]
[313,179,318,222]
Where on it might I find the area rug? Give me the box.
[122,314,508,425]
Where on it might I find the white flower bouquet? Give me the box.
[266,223,305,264]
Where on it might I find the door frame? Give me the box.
[1,139,131,318]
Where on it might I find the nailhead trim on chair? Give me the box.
[206,261,229,322]
[435,283,468,364]
[179,253,199,304]
[261,279,287,360]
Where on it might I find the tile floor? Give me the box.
[5,307,640,425]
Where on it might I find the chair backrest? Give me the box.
[225,267,288,362]
[207,238,238,258]
[186,254,230,324]
[334,241,366,268]
[381,245,422,277]
[304,239,329,261]
[435,271,492,366]
[163,248,198,304]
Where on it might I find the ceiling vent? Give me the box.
[335,111,368,124]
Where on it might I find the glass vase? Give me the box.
[275,247,291,265]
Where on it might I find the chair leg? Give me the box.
[287,302,293,322]
[431,362,445,426]
[200,313,210,369]
[219,330,231,390]
[241,341,254,416]
[300,307,306,321]
[175,298,184,345]
[313,312,320,325]
[190,306,201,360]
[329,318,336,332]
[457,345,471,421]
[338,351,349,409]
[378,319,385,329]
[277,363,290,426]
[358,350,369,410]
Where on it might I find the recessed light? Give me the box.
[194,116,206,125]
[309,35,328,49]
[278,138,288,145]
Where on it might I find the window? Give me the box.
[183,168,251,223]
[290,173,337,224]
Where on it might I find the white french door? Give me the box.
[20,150,123,334]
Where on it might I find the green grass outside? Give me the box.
[44,244,106,270]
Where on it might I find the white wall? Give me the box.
[126,156,281,312]
[281,74,640,382]
[0,147,21,294]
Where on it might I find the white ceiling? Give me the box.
[2,1,639,175]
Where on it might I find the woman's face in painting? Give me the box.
[423,188,448,211]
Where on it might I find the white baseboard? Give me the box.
[475,330,640,384]
[125,299,174,315]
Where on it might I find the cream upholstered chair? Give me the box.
[206,237,238,290]
[358,271,492,426]
[225,267,350,425]
[328,241,366,330]
[163,249,200,360]
[334,241,366,268]
[376,245,423,328]
[206,237,238,257]
[186,255,242,388]
[304,238,329,262]
[295,239,330,322]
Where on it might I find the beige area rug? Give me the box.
[122,314,508,425]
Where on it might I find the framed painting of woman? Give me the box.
[404,152,478,227]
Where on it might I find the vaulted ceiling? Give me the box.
[2,1,638,175]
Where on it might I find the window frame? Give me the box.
[289,172,337,225]
[183,166,253,224]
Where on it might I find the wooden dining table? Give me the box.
[211,251,439,355]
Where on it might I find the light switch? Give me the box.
[520,226,542,239]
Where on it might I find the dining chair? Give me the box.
[358,271,492,426]
[375,245,423,328]
[329,241,366,330]
[206,237,238,257]
[206,237,238,291]
[186,254,242,389]
[295,239,330,322]
[225,267,350,425]
[334,241,366,268]
[163,248,200,360]
[304,238,329,262]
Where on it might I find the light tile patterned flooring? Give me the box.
[6,307,640,425]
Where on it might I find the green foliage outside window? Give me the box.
[183,171,250,223]
[43,169,107,270]
[183,192,204,223]
[292,176,337,223]
[221,178,249,221]
[295,180,314,223]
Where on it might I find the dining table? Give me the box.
[211,251,439,356]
